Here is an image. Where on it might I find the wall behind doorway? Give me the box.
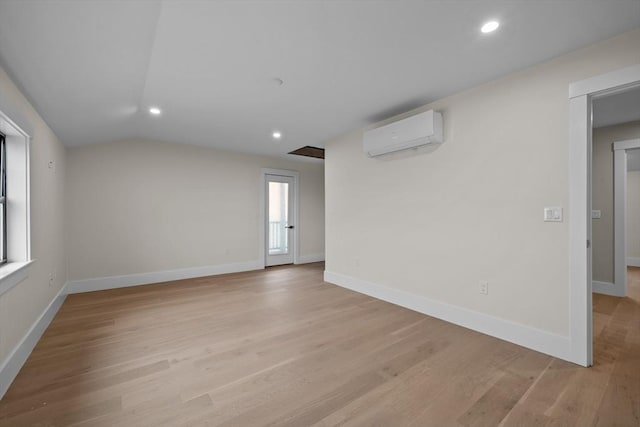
[628,167,640,266]
[592,120,640,283]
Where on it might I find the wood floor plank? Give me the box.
[458,371,535,427]
[315,335,509,426]
[0,263,639,426]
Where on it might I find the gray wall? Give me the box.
[592,121,640,283]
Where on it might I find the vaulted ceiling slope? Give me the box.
[0,1,638,158]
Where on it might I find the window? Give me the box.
[0,110,31,297]
[0,132,5,265]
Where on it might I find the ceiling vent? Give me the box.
[288,146,325,159]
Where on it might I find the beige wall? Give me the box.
[66,140,324,281]
[0,67,67,367]
[592,121,640,282]
[629,170,640,262]
[325,29,640,336]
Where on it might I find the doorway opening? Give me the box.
[591,85,640,297]
[612,142,640,294]
[569,64,640,366]
[261,169,299,267]
[590,90,640,370]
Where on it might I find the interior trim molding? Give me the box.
[592,280,625,297]
[569,64,640,98]
[0,260,33,297]
[296,254,325,264]
[66,261,263,294]
[0,284,67,400]
[324,270,576,364]
[628,257,640,267]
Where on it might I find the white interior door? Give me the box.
[266,174,295,266]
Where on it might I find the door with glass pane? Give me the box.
[266,174,295,266]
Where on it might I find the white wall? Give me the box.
[325,29,640,338]
[66,139,324,281]
[628,169,640,264]
[592,121,640,282]
[0,67,67,369]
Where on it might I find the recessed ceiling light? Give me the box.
[149,107,162,115]
[481,20,500,34]
[272,131,282,140]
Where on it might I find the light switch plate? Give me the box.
[544,207,563,222]
[592,210,602,219]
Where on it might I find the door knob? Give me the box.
[285,225,294,229]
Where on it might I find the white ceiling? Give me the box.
[593,85,640,128]
[0,1,639,159]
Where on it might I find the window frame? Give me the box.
[0,109,32,298]
[0,132,6,265]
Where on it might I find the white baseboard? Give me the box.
[66,261,264,294]
[0,285,67,400]
[296,254,325,264]
[627,257,640,267]
[592,280,625,297]
[323,270,575,364]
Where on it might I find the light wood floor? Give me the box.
[1,263,639,426]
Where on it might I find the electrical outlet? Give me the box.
[479,280,488,295]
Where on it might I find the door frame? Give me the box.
[259,168,300,268]
[613,139,640,296]
[568,64,640,367]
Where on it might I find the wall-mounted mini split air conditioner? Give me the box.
[363,110,443,157]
